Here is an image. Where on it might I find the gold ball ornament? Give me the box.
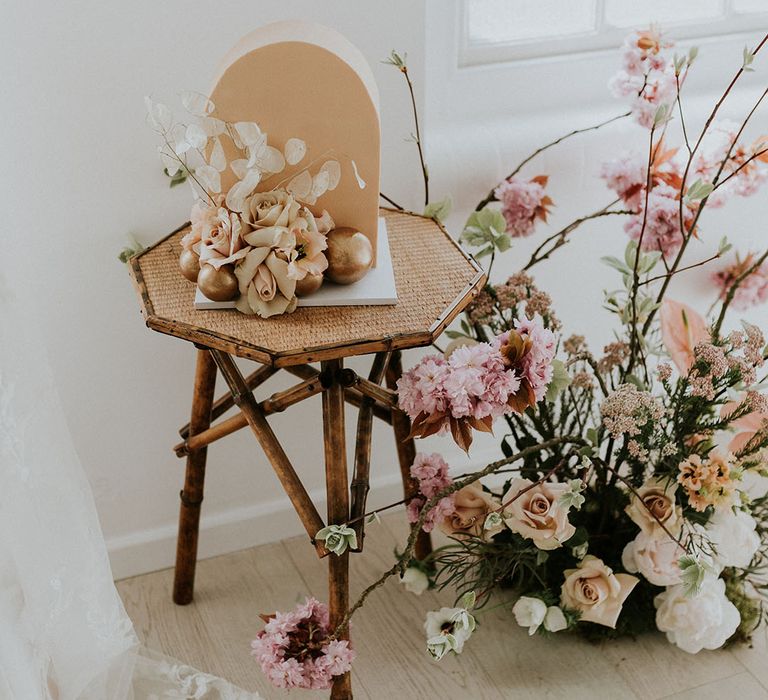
[197,264,239,302]
[179,249,200,283]
[295,271,324,297]
[325,227,373,285]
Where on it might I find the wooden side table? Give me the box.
[129,208,485,699]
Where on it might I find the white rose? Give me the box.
[654,576,741,653]
[706,507,761,569]
[512,596,547,635]
[400,567,429,595]
[622,531,684,586]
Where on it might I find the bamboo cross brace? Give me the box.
[173,375,326,457]
[208,349,327,557]
[285,364,394,424]
[347,372,399,408]
[349,352,391,553]
[178,364,277,439]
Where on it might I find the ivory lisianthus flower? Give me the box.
[654,577,740,653]
[560,556,638,628]
[706,507,761,569]
[502,478,576,550]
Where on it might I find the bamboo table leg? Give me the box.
[386,350,432,562]
[322,359,353,700]
[173,348,217,605]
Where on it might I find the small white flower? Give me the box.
[512,596,547,635]
[400,567,429,595]
[424,607,475,660]
[543,606,568,633]
[316,524,357,555]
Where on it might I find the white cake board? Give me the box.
[194,217,397,310]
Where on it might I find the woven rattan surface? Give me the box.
[130,209,484,366]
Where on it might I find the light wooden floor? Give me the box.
[117,513,768,699]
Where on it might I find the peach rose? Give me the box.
[198,207,249,270]
[560,555,638,628]
[242,190,301,229]
[234,227,297,318]
[439,485,501,538]
[502,478,576,550]
[625,477,680,536]
[181,197,222,253]
[286,208,332,281]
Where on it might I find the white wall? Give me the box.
[4,1,768,579]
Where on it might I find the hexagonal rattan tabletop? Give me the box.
[129,208,485,367]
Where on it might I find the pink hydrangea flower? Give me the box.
[494,175,553,238]
[251,597,355,690]
[712,253,768,310]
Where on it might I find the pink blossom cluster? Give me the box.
[250,597,355,690]
[609,28,676,128]
[493,316,557,402]
[623,184,691,256]
[600,153,647,211]
[712,254,768,311]
[494,175,552,238]
[397,342,521,424]
[406,453,456,533]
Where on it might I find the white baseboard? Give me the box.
[108,472,406,581]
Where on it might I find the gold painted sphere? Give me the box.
[197,264,239,301]
[295,271,324,297]
[325,227,373,285]
[179,248,200,283]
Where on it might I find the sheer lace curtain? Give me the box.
[0,269,261,698]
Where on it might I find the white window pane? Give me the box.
[605,0,724,28]
[467,0,596,45]
[733,0,768,13]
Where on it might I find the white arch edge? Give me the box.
[211,20,380,116]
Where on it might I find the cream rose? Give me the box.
[286,208,331,281]
[560,555,638,628]
[622,531,684,586]
[625,477,681,536]
[234,227,297,318]
[440,485,501,538]
[181,197,221,253]
[503,478,576,550]
[198,207,249,270]
[654,576,740,653]
[242,190,301,229]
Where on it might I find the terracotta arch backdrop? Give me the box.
[210,20,381,261]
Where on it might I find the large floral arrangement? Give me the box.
[251,28,768,689]
[144,93,370,317]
